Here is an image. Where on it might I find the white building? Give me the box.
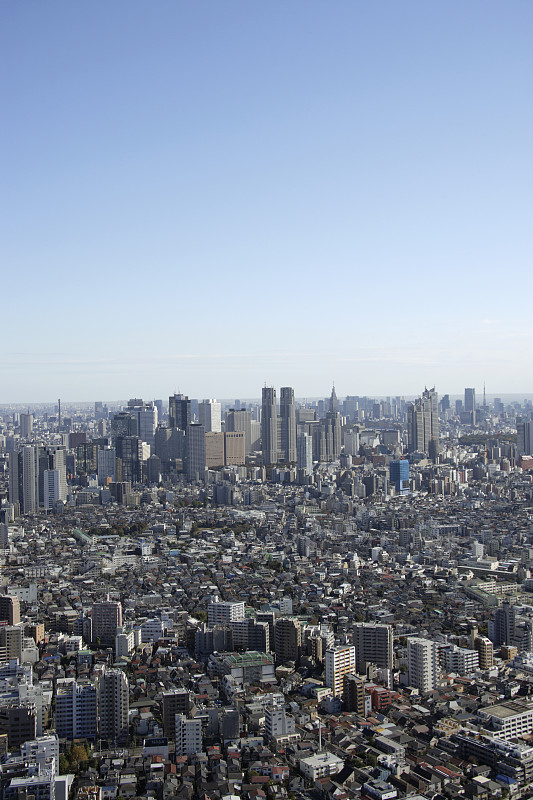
[175,713,202,756]
[264,705,296,743]
[21,733,60,772]
[299,751,344,780]
[140,618,165,643]
[199,399,222,433]
[440,644,479,675]
[115,628,136,658]
[478,700,533,738]
[55,679,97,740]
[207,598,245,627]
[408,637,439,693]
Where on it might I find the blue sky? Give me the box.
[2,1,532,402]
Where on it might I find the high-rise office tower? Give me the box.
[325,645,357,697]
[225,409,252,454]
[261,387,278,465]
[205,432,225,468]
[517,419,533,456]
[464,388,476,424]
[114,436,143,483]
[199,399,222,433]
[19,413,33,439]
[407,637,439,692]
[297,433,313,475]
[169,393,191,430]
[43,469,66,509]
[407,387,439,456]
[353,623,393,671]
[224,431,246,465]
[280,387,297,463]
[186,423,205,481]
[389,460,409,495]
[111,411,138,438]
[324,411,342,460]
[329,384,339,413]
[127,400,158,449]
[97,446,116,485]
[9,445,38,513]
[97,668,129,743]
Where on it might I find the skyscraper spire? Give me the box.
[329,383,339,413]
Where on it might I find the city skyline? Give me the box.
[2,1,532,400]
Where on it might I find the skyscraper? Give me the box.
[517,419,533,456]
[199,399,222,432]
[261,387,278,465]
[186,423,206,481]
[297,433,313,475]
[280,387,297,463]
[389,459,409,495]
[169,393,191,430]
[464,388,476,424]
[225,408,252,454]
[9,445,38,513]
[127,400,158,449]
[407,387,439,456]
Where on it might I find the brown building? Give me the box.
[162,689,191,738]
[224,431,245,465]
[0,596,20,627]
[343,673,365,715]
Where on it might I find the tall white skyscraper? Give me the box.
[407,637,439,693]
[199,399,222,432]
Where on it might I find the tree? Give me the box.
[58,754,70,774]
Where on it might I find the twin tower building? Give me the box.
[261,385,342,470]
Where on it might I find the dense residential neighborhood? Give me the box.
[0,391,533,800]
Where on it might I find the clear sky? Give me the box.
[2,1,532,402]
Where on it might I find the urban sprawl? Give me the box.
[1,387,533,800]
